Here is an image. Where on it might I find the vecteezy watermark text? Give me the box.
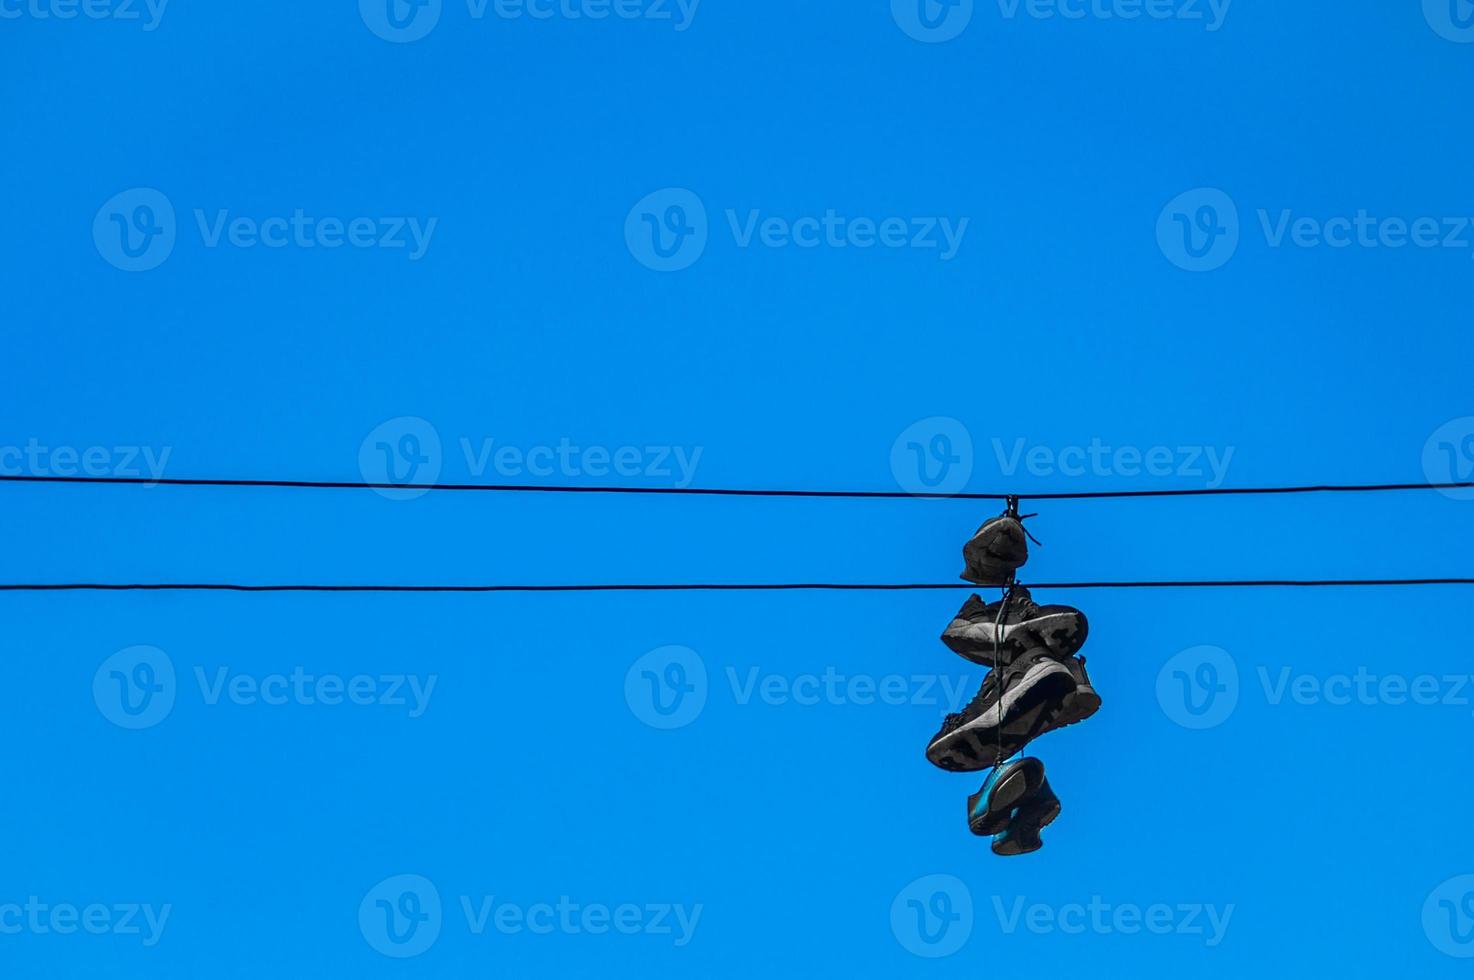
[0,898,171,947]
[624,646,986,729]
[1158,187,1474,272]
[996,0,1230,29]
[94,188,437,272]
[359,874,701,958]
[991,437,1234,487]
[459,437,701,486]
[992,896,1234,946]
[625,188,968,272]
[357,417,704,500]
[93,646,437,730]
[892,0,1229,43]
[887,418,1235,496]
[360,0,700,43]
[0,440,170,481]
[1158,645,1474,729]
[0,0,168,30]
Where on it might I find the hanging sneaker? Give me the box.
[925,648,1075,772]
[992,776,1061,857]
[959,509,1030,586]
[967,756,1045,837]
[940,587,1089,666]
[1053,655,1102,729]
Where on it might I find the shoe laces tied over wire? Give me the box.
[1006,494,1043,547]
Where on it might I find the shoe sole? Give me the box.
[1053,684,1102,729]
[992,800,1061,857]
[925,663,1075,772]
[967,758,1043,836]
[942,612,1086,665]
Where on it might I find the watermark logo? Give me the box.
[1423,417,1474,501]
[1156,645,1238,729]
[892,0,973,42]
[358,426,703,491]
[360,0,442,42]
[890,417,973,496]
[94,188,176,273]
[97,651,435,727]
[1157,188,1239,272]
[1162,192,1474,268]
[95,190,436,269]
[627,191,967,270]
[93,646,176,730]
[360,874,442,958]
[892,874,972,957]
[626,188,708,272]
[360,879,702,949]
[1425,875,1474,957]
[1425,0,1474,42]
[1162,650,1474,724]
[359,417,443,500]
[625,646,707,729]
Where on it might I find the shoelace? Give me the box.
[991,583,1017,771]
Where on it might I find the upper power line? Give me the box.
[1,473,1470,500]
[3,578,1472,592]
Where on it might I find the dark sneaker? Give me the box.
[925,649,1075,772]
[992,777,1061,857]
[1053,655,1102,729]
[967,757,1045,836]
[941,587,1088,666]
[959,510,1030,586]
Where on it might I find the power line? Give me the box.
[1,578,1471,592]
[0,473,1470,500]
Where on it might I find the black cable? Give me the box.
[1,578,1471,592]
[1,473,1471,500]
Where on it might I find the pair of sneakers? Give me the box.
[925,586,1099,773]
[967,757,1060,856]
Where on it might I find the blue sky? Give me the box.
[3,0,1474,975]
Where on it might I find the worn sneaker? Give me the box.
[992,776,1061,857]
[959,509,1030,586]
[925,648,1075,772]
[967,757,1045,836]
[1053,655,1102,729]
[941,587,1088,666]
